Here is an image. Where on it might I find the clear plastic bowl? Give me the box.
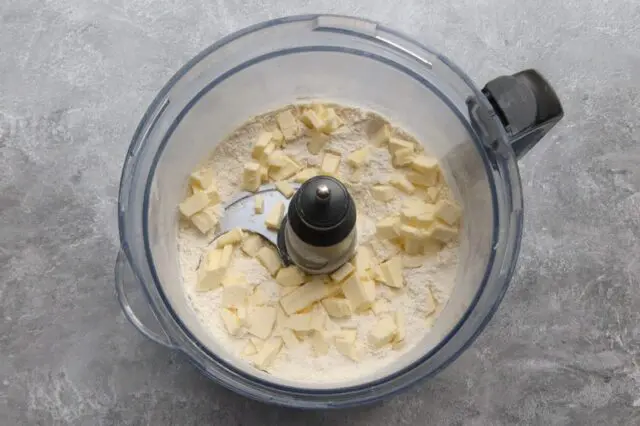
[116,15,561,408]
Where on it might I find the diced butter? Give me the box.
[280,328,299,349]
[371,298,392,315]
[252,132,273,160]
[280,279,340,315]
[248,306,277,339]
[252,337,283,370]
[389,174,415,194]
[320,152,341,175]
[248,287,268,306]
[222,283,249,308]
[271,128,284,146]
[427,221,459,242]
[355,246,375,279]
[394,310,406,342]
[392,148,415,167]
[275,181,295,198]
[284,312,314,331]
[403,236,424,255]
[321,108,342,134]
[402,254,424,269]
[307,131,330,155]
[222,272,246,287]
[388,138,414,155]
[275,266,306,287]
[241,234,263,257]
[397,224,425,241]
[310,305,327,331]
[192,183,220,205]
[300,109,326,130]
[216,227,244,247]
[254,194,264,213]
[256,246,282,276]
[220,308,242,336]
[190,207,219,234]
[293,167,319,183]
[242,340,258,356]
[262,142,276,162]
[242,162,262,192]
[219,244,234,268]
[426,186,441,203]
[370,124,390,147]
[197,249,226,292]
[434,199,462,225]
[267,151,288,168]
[310,330,330,355]
[380,256,403,288]
[322,297,352,318]
[370,239,401,261]
[265,201,285,230]
[329,262,355,283]
[368,315,397,348]
[259,165,269,183]
[406,170,437,187]
[189,167,214,189]
[250,336,265,351]
[376,216,400,240]
[179,191,209,217]
[334,329,359,360]
[269,156,302,180]
[411,155,439,175]
[371,185,395,202]
[341,274,376,312]
[276,110,302,141]
[346,147,369,168]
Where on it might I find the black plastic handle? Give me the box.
[482,69,564,159]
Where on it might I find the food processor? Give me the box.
[115,15,563,408]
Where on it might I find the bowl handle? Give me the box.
[115,250,177,349]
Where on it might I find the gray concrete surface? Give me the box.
[1,0,639,424]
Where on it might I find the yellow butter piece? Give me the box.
[192,183,220,205]
[265,201,285,230]
[284,312,314,331]
[219,244,234,268]
[426,186,441,203]
[241,234,263,257]
[252,337,283,370]
[252,132,273,160]
[322,297,352,318]
[341,274,376,312]
[189,167,214,189]
[269,155,302,180]
[242,162,262,192]
[411,155,439,175]
[293,167,319,183]
[276,110,303,141]
[216,227,244,247]
[371,185,395,202]
[248,287,268,306]
[300,109,326,130]
[355,246,375,279]
[403,237,424,255]
[392,148,415,167]
[248,306,277,339]
[380,256,403,288]
[388,138,414,155]
[275,181,295,198]
[190,207,219,234]
[271,128,284,146]
[368,315,397,348]
[280,328,300,349]
[389,174,415,194]
[307,131,330,155]
[335,329,359,361]
[197,248,226,291]
[254,194,264,213]
[370,124,391,147]
[320,108,343,134]
[255,246,282,276]
[427,221,459,242]
[275,266,306,287]
[179,191,209,217]
[370,239,401,262]
[371,298,392,315]
[220,308,242,336]
[346,147,369,168]
[222,283,249,308]
[406,170,437,187]
[434,199,462,225]
[320,152,341,175]
[310,330,331,355]
[329,262,355,283]
[259,165,269,183]
[242,340,258,356]
[376,216,400,240]
[280,279,340,315]
[394,310,406,342]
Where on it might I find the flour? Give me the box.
[177,104,460,385]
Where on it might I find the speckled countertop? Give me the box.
[1,1,639,424]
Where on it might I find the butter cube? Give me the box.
[276,266,306,287]
[310,330,331,355]
[197,249,226,291]
[265,201,285,230]
[280,328,300,348]
[394,311,406,342]
[242,162,262,192]
[341,274,376,312]
[426,186,441,203]
[434,199,462,225]
[262,142,276,162]
[248,287,268,306]
[411,155,439,175]
[403,237,424,255]
[241,234,263,257]
[321,108,343,134]
[380,256,403,288]
[406,170,437,187]
[271,128,285,146]
[220,244,234,268]
[256,246,282,276]
[293,167,319,183]
[371,185,395,202]
[371,298,392,315]
[388,138,414,155]
[190,207,219,234]
[322,297,352,318]
[222,283,249,308]
[329,262,355,283]
[284,312,314,331]
[310,305,328,331]
[307,131,330,155]
[252,132,273,160]
[192,183,220,205]
[242,340,258,356]
[216,227,244,247]
[248,306,277,339]
[355,246,375,279]
[300,109,326,130]
[398,224,425,240]
[427,221,459,242]
[370,124,390,147]
[269,156,302,180]
[252,194,264,214]
[220,309,242,336]
[267,151,288,168]
[335,331,359,361]
[259,165,269,183]
[252,337,283,370]
[189,167,214,189]
[321,152,341,175]
[370,239,401,262]
[276,110,302,141]
[280,279,340,315]
[346,147,369,168]
[389,174,415,194]
[402,254,424,269]
[376,216,400,240]
[222,272,246,287]
[275,181,295,198]
[368,315,397,348]
[179,191,209,217]
[392,148,415,167]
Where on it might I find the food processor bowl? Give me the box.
[116,15,562,408]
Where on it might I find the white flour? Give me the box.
[178,105,459,385]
